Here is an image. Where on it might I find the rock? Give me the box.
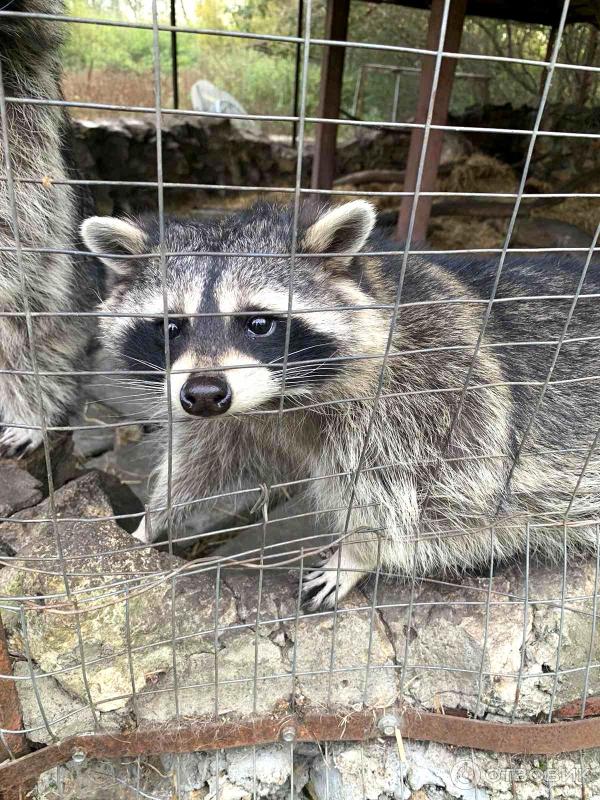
[36,756,174,799]
[0,468,137,554]
[13,662,119,745]
[290,593,398,710]
[136,630,287,722]
[211,492,331,562]
[67,117,421,217]
[377,558,600,719]
[161,752,209,793]
[31,742,600,800]
[0,471,238,713]
[226,744,306,797]
[1,432,77,495]
[309,742,409,800]
[89,469,144,533]
[4,456,600,800]
[85,435,155,506]
[0,463,42,520]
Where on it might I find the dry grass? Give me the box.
[63,69,174,118]
[532,195,600,237]
[439,153,518,195]
[428,216,507,251]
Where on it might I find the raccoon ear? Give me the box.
[301,200,376,266]
[80,216,148,275]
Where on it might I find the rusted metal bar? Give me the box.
[4,705,600,792]
[395,0,468,243]
[310,0,350,191]
[0,618,31,800]
[0,618,28,760]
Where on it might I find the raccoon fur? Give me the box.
[0,0,97,456]
[81,200,600,611]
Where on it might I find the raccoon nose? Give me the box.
[180,376,232,417]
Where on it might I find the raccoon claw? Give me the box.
[0,427,43,459]
[301,550,364,613]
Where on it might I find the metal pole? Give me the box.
[352,63,364,118]
[392,71,401,122]
[292,0,304,148]
[170,0,179,109]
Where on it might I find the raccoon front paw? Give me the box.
[301,549,364,612]
[0,426,43,458]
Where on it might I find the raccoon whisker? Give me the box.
[123,354,163,372]
[88,386,165,399]
[276,366,340,380]
[99,381,164,393]
[274,362,340,374]
[268,344,333,365]
[95,293,111,314]
[87,389,164,400]
[95,377,163,387]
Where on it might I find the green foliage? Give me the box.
[61,0,600,127]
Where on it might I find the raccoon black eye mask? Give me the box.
[82,200,600,611]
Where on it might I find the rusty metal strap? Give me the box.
[2,706,600,791]
[0,622,28,763]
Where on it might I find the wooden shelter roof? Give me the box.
[360,0,600,27]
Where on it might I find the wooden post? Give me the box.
[395,0,467,243]
[170,0,179,109]
[310,0,351,191]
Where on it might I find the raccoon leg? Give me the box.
[0,426,43,458]
[0,378,44,458]
[134,443,257,544]
[0,317,80,458]
[134,476,259,544]
[301,542,371,612]
[0,368,77,458]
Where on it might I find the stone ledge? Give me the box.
[1,470,600,799]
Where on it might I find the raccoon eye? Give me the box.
[167,321,180,340]
[154,320,181,340]
[246,316,275,337]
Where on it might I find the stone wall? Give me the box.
[71,104,600,219]
[1,446,599,799]
[71,116,412,216]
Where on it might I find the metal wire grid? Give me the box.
[0,0,600,797]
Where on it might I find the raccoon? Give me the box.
[81,200,600,611]
[0,0,97,456]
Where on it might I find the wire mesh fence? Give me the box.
[1,0,600,798]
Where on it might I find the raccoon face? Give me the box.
[81,200,387,418]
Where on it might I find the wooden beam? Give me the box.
[395,0,468,243]
[310,0,351,191]
[170,0,179,109]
